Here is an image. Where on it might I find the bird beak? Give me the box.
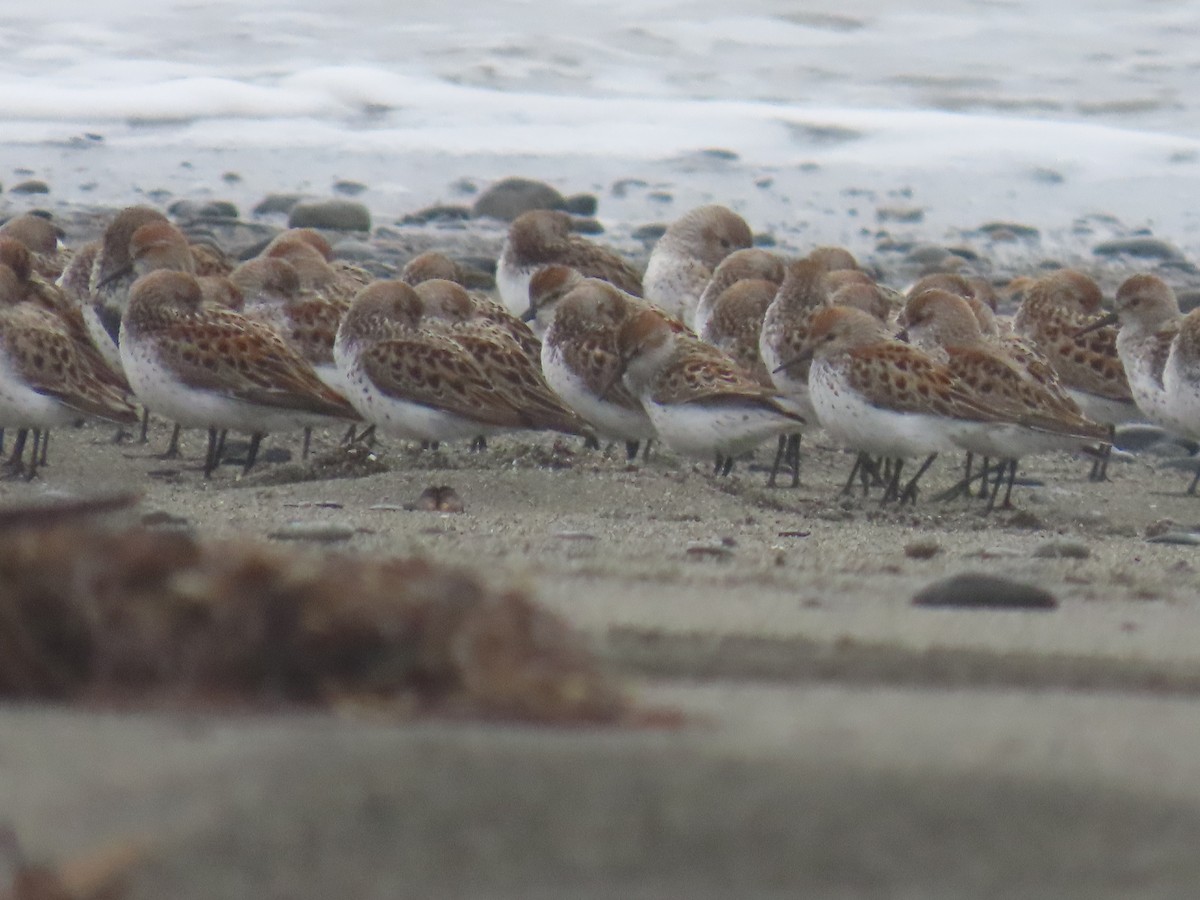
[1075,312,1118,338]
[520,304,537,323]
[95,261,133,290]
[896,328,910,343]
[773,347,813,374]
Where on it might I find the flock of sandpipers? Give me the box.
[0,201,1192,509]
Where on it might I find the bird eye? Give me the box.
[824,332,835,342]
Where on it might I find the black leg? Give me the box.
[1188,465,1200,496]
[1000,459,1019,509]
[203,427,220,477]
[767,434,788,487]
[470,436,486,452]
[1089,427,1114,482]
[139,408,150,443]
[37,430,49,467]
[641,439,653,461]
[26,430,41,480]
[302,427,313,460]
[841,452,867,496]
[898,453,938,504]
[162,423,182,459]
[976,456,993,498]
[625,440,640,461]
[5,429,28,474]
[786,433,801,487]
[243,432,264,475]
[721,455,734,477]
[880,458,904,504]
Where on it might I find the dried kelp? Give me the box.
[0,499,626,723]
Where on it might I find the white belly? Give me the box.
[541,346,655,442]
[644,396,796,458]
[810,361,955,457]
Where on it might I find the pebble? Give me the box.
[632,223,668,243]
[471,177,566,221]
[10,180,49,195]
[269,521,356,543]
[877,206,924,223]
[288,199,372,232]
[912,573,1058,610]
[905,243,951,265]
[1146,531,1200,546]
[904,540,942,560]
[685,541,734,561]
[562,193,599,216]
[978,221,1040,240]
[1031,540,1091,560]
[169,199,239,220]
[333,179,368,196]
[253,193,305,217]
[611,178,649,198]
[401,204,472,225]
[1093,237,1185,261]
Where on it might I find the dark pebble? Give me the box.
[752,233,777,248]
[611,178,648,198]
[1030,167,1065,184]
[913,573,1058,610]
[333,179,368,197]
[647,191,674,204]
[10,180,49,195]
[698,147,739,160]
[906,243,951,265]
[471,176,566,221]
[569,217,604,235]
[449,177,479,195]
[632,223,667,243]
[1178,290,1200,313]
[169,199,238,220]
[1031,541,1091,560]
[1093,237,1186,261]
[288,199,371,232]
[562,193,598,216]
[253,193,306,217]
[877,206,924,223]
[401,204,472,225]
[1147,531,1200,546]
[904,540,942,559]
[222,171,242,184]
[979,221,1040,239]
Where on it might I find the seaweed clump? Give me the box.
[0,497,626,724]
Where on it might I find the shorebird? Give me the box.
[539,278,658,454]
[642,205,753,327]
[1014,268,1139,480]
[611,305,804,474]
[496,210,642,316]
[0,263,138,477]
[777,305,1016,504]
[904,289,1110,509]
[120,270,358,477]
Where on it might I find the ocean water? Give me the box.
[3,0,1200,255]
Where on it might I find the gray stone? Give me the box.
[1147,531,1200,546]
[288,200,372,232]
[913,573,1058,610]
[1093,237,1186,261]
[471,177,566,221]
[401,204,472,225]
[10,180,49,195]
[979,221,1040,239]
[333,179,368,197]
[253,194,306,217]
[632,223,668,243]
[562,193,598,216]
